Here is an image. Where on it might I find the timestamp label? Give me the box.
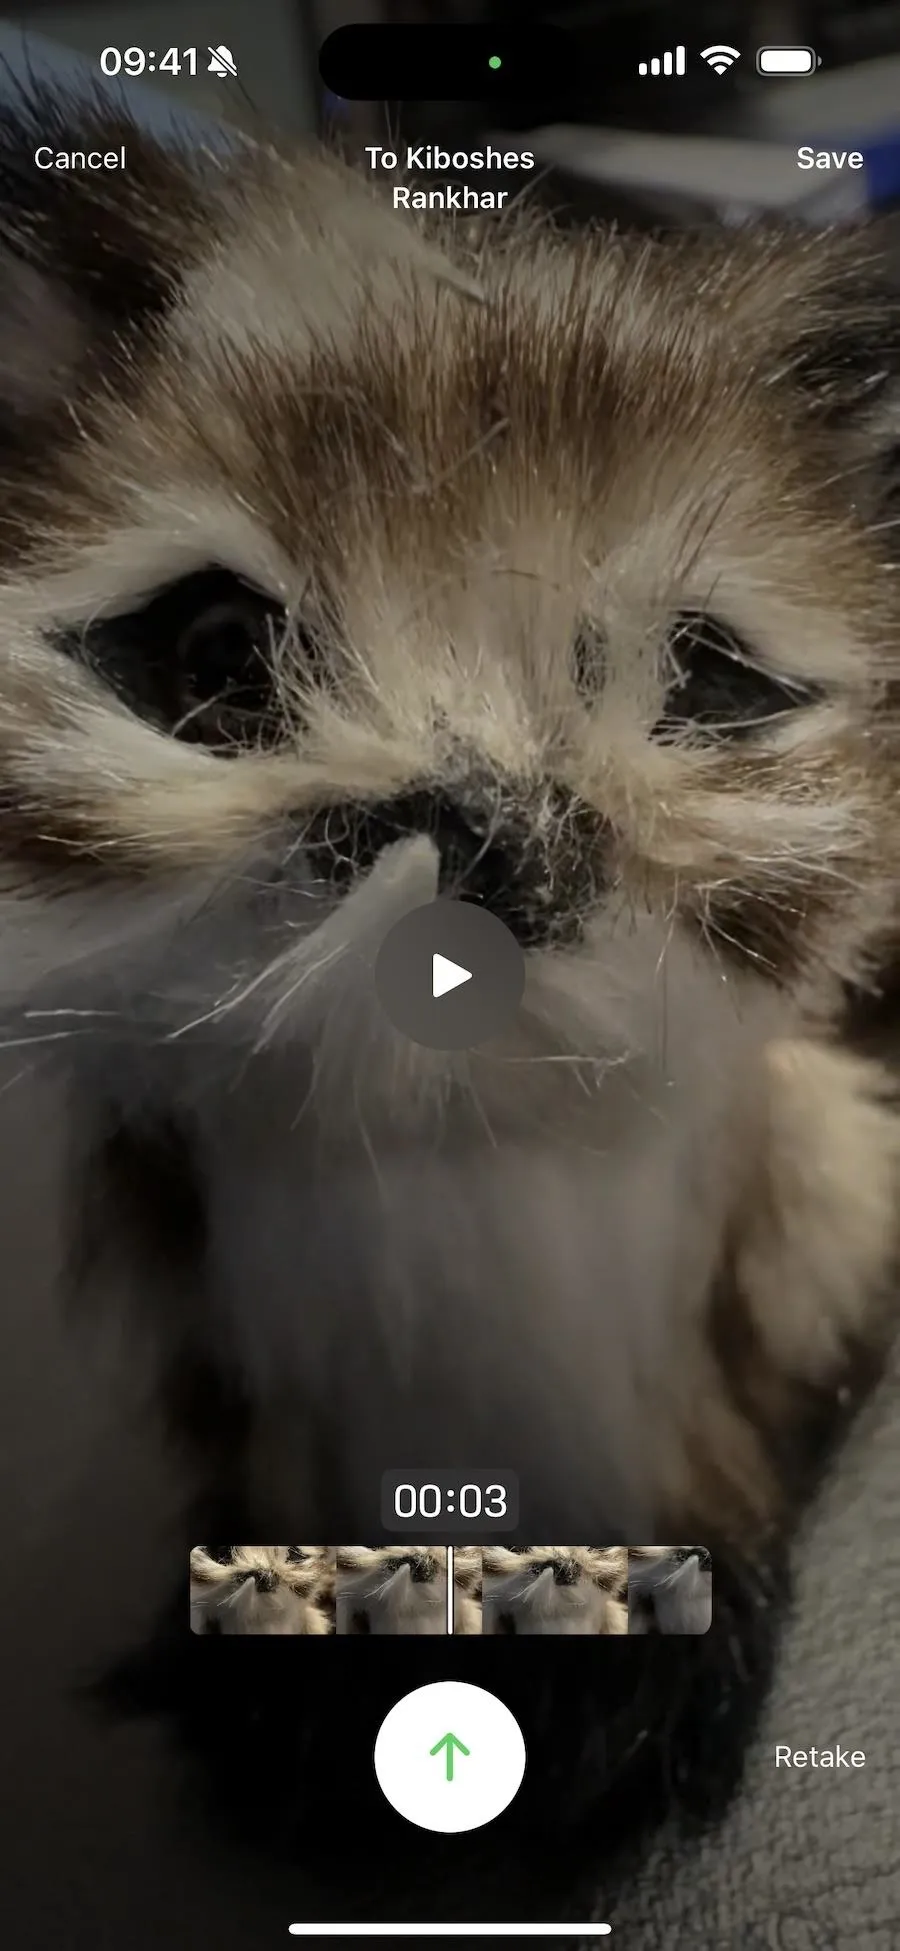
[381,1469,519,1531]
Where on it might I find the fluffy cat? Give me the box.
[189,1544,335,1634]
[482,1546,628,1634]
[335,1546,449,1634]
[627,1546,713,1635]
[2,75,900,1921]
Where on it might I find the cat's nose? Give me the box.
[429,793,566,946]
[254,1570,278,1593]
[312,783,607,950]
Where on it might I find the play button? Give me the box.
[432,953,472,998]
[374,899,526,1049]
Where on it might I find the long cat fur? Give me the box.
[627,1545,713,1635]
[333,1544,482,1634]
[336,1545,444,1634]
[482,1546,628,1634]
[2,77,900,1920]
[189,1544,335,1634]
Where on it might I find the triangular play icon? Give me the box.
[432,952,473,999]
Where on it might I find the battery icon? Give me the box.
[756,46,820,75]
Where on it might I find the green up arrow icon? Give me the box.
[429,1731,470,1781]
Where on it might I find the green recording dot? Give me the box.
[488,55,502,70]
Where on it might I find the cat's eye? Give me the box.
[657,611,818,738]
[166,569,285,741]
[286,1548,309,1563]
[60,566,290,750]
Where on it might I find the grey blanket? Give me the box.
[607,1341,900,1950]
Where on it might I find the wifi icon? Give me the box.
[700,43,741,73]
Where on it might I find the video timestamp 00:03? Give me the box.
[381,1470,520,1530]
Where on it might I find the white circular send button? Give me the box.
[374,1681,526,1833]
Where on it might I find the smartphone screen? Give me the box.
[0,5,897,1947]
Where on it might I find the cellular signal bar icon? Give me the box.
[639,46,686,77]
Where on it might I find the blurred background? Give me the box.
[2,0,900,226]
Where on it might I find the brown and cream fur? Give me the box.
[452,1544,484,1635]
[189,1544,335,1634]
[483,1546,628,1635]
[627,1545,713,1635]
[333,1546,482,1635]
[335,1547,450,1634]
[2,79,900,1871]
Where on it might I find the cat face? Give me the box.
[1,87,899,1054]
[189,1545,335,1634]
[627,1545,713,1634]
[335,1547,449,1634]
[482,1546,628,1634]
